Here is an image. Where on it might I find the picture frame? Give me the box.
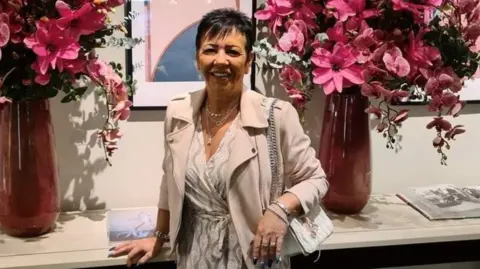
[396,77,480,105]
[125,0,256,109]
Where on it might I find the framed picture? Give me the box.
[397,77,480,105]
[125,0,255,109]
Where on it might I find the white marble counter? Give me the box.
[1,194,479,269]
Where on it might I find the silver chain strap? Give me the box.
[266,98,284,203]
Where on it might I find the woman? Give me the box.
[110,8,329,269]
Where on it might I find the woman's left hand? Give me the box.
[252,210,288,267]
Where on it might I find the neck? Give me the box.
[205,86,242,114]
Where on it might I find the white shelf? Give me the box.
[1,194,479,269]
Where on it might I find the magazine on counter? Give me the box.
[397,184,480,220]
[106,207,158,246]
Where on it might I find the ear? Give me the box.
[244,52,254,74]
[195,52,199,71]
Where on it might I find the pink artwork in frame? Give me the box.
[127,0,253,108]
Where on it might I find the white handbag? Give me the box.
[263,97,334,259]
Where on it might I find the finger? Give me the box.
[252,234,262,264]
[275,236,284,264]
[136,251,153,265]
[111,241,131,250]
[268,237,277,265]
[126,246,143,267]
[109,243,133,257]
[260,236,271,266]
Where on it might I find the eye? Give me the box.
[202,48,216,54]
[227,49,241,56]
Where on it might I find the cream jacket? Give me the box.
[158,89,328,264]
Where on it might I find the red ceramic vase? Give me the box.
[318,88,372,214]
[0,98,59,237]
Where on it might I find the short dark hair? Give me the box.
[195,8,253,54]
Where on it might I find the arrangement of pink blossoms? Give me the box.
[254,0,480,164]
[0,0,141,165]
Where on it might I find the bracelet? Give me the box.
[266,207,289,225]
[272,201,291,217]
[154,231,170,241]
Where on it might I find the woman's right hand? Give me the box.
[109,237,165,267]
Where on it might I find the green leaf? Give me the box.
[288,53,301,62]
[268,62,284,68]
[268,49,280,58]
[61,86,88,103]
[315,33,329,43]
[252,45,268,58]
[44,87,58,99]
[275,53,293,65]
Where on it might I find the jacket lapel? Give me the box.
[166,125,194,196]
[225,127,257,190]
[225,90,269,189]
[166,90,206,196]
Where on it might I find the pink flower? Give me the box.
[311,43,364,94]
[326,22,348,44]
[30,62,50,85]
[280,65,302,85]
[86,56,132,121]
[382,46,410,77]
[104,0,125,8]
[424,72,454,95]
[86,55,109,81]
[254,0,292,36]
[445,125,466,140]
[464,23,480,43]
[55,1,105,40]
[347,0,380,19]
[0,13,10,47]
[404,30,441,78]
[24,20,80,75]
[284,85,306,109]
[99,128,123,143]
[326,0,380,27]
[0,96,11,110]
[365,105,383,119]
[278,23,304,53]
[0,4,23,44]
[390,0,430,22]
[0,13,10,60]
[97,128,123,157]
[426,117,452,131]
[325,0,356,21]
[352,27,376,50]
[361,81,389,98]
[286,0,322,28]
[382,89,410,103]
[112,98,132,121]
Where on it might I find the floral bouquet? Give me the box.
[254,0,480,164]
[0,0,141,164]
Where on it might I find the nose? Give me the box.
[214,50,229,65]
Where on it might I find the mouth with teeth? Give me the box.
[211,71,231,78]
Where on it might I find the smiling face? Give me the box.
[196,30,252,96]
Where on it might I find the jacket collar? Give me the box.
[171,89,268,128]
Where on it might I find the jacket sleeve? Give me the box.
[280,101,329,216]
[158,105,172,210]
